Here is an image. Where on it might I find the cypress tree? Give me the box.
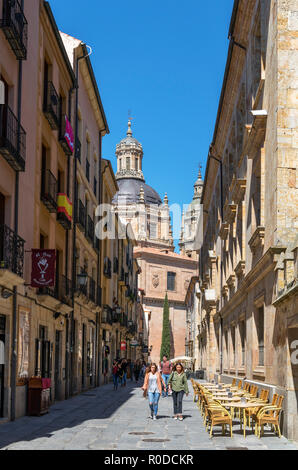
[160,293,171,361]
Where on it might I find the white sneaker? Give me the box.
[153,416,157,420]
[173,416,178,420]
[178,416,183,421]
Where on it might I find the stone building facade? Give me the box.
[0,0,140,422]
[112,122,198,363]
[197,0,298,440]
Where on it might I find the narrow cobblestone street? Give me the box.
[0,381,297,451]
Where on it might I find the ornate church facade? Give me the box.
[112,122,198,363]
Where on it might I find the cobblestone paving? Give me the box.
[0,380,297,450]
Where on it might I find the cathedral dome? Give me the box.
[112,178,162,206]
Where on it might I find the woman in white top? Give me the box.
[142,363,166,420]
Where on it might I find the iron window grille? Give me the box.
[40,169,57,212]
[0,103,26,171]
[77,200,86,231]
[86,159,90,182]
[103,257,111,278]
[43,81,60,130]
[86,215,94,243]
[0,223,25,277]
[0,0,28,60]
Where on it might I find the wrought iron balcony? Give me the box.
[59,115,73,156]
[38,275,72,306]
[86,159,90,182]
[119,267,124,282]
[86,215,94,244]
[89,277,96,303]
[40,169,57,212]
[77,199,86,232]
[97,286,102,306]
[43,81,60,130]
[128,323,137,335]
[113,257,118,274]
[0,103,26,171]
[0,0,28,60]
[103,257,111,279]
[0,223,25,278]
[94,237,100,253]
[120,313,128,328]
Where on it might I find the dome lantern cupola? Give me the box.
[116,120,144,182]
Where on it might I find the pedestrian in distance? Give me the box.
[168,362,189,421]
[142,363,166,420]
[112,360,119,391]
[159,355,172,397]
[134,360,141,382]
[120,359,128,387]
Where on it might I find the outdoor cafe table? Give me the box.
[222,402,263,438]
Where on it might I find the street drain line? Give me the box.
[142,439,170,443]
[226,447,248,450]
[129,432,155,436]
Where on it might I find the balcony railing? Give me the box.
[77,200,86,232]
[89,278,96,303]
[0,224,25,278]
[86,159,90,182]
[0,0,28,60]
[38,275,72,306]
[94,237,100,253]
[128,323,137,335]
[113,257,118,274]
[0,103,26,171]
[97,286,102,306]
[103,257,111,279]
[40,169,57,212]
[43,81,60,130]
[120,313,128,328]
[86,215,94,243]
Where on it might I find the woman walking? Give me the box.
[142,363,166,420]
[168,363,189,421]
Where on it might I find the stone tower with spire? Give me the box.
[112,121,174,250]
[179,167,204,258]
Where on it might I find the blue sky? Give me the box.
[50,0,234,248]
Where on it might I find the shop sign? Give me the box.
[130,340,138,347]
[120,341,126,351]
[31,249,56,287]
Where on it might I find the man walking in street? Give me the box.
[160,355,172,397]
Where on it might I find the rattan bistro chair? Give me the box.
[254,395,284,437]
[207,404,233,438]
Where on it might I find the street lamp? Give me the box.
[77,271,88,288]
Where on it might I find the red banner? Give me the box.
[64,115,74,153]
[120,341,126,351]
[31,249,56,288]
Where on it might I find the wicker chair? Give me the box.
[207,404,233,437]
[254,395,284,437]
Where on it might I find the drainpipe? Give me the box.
[70,44,93,395]
[95,130,103,387]
[64,87,74,400]
[10,0,25,421]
